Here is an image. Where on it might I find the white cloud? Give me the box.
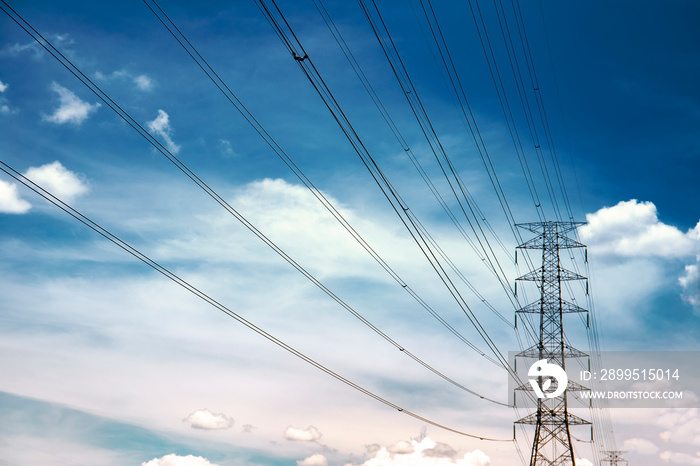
[45,83,101,125]
[142,454,218,466]
[0,80,7,92]
[659,451,700,464]
[0,179,31,214]
[387,441,414,455]
[23,161,89,203]
[134,74,154,91]
[184,409,233,430]
[298,453,328,466]
[656,409,700,446]
[285,425,323,442]
[349,437,490,466]
[580,200,697,258]
[147,109,181,154]
[575,460,593,466]
[680,258,700,311]
[623,437,659,455]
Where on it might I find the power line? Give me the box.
[0,159,513,442]
[0,0,506,406]
[142,0,504,367]
[254,0,541,410]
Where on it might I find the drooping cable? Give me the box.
[0,0,507,405]
[253,0,536,400]
[0,159,513,442]
[142,0,503,365]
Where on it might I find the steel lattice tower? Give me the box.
[514,221,590,465]
[601,451,628,466]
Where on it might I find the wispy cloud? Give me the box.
[680,259,700,311]
[217,138,236,158]
[44,82,101,125]
[147,109,180,154]
[0,79,14,114]
[2,34,74,59]
[95,69,154,91]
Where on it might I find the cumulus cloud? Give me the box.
[0,80,7,92]
[147,109,180,154]
[45,83,101,125]
[622,437,659,455]
[23,161,89,203]
[581,200,700,313]
[580,200,697,258]
[285,425,323,442]
[348,436,490,466]
[142,454,218,466]
[297,453,328,466]
[0,179,31,214]
[184,409,233,430]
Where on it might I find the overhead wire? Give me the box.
[0,159,513,442]
[253,0,536,399]
[311,0,513,328]
[355,0,523,310]
[141,0,504,368]
[0,0,508,406]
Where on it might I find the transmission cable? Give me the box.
[0,0,507,405]
[253,0,535,398]
[142,0,503,365]
[0,159,513,442]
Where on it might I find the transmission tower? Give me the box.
[514,221,590,465]
[601,451,628,466]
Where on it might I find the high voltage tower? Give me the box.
[514,222,591,465]
[601,451,629,466]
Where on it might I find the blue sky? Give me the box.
[1,1,699,465]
